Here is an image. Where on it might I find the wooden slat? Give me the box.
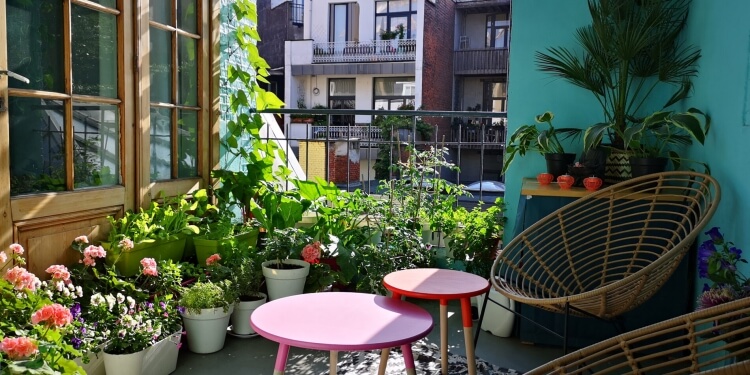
[63,0,74,191]
[148,20,201,39]
[197,0,207,181]
[11,186,126,221]
[136,0,151,207]
[8,88,70,100]
[72,94,122,105]
[148,178,202,200]
[209,0,221,174]
[0,1,13,251]
[118,0,133,210]
[148,101,200,110]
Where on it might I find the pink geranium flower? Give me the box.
[4,266,40,291]
[301,242,322,264]
[0,252,6,264]
[83,245,106,259]
[45,265,71,281]
[140,257,157,269]
[9,243,24,255]
[206,254,221,266]
[31,304,73,328]
[119,238,134,251]
[74,235,89,244]
[0,337,38,360]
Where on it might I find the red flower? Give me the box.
[206,253,221,266]
[301,242,322,264]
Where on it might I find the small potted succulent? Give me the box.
[178,280,235,354]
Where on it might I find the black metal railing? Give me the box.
[261,108,507,202]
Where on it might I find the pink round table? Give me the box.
[383,268,490,375]
[250,292,433,375]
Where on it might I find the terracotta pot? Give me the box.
[556,174,575,189]
[583,176,603,191]
[537,173,554,185]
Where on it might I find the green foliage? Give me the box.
[536,0,700,150]
[502,111,581,175]
[261,227,312,266]
[179,281,234,315]
[449,198,507,277]
[355,228,431,295]
[372,104,435,180]
[106,194,200,245]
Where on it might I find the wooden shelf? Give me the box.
[520,178,594,198]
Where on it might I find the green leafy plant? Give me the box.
[623,108,710,170]
[502,111,581,174]
[250,180,312,235]
[355,227,431,295]
[178,281,234,315]
[106,194,200,245]
[449,198,507,277]
[261,227,313,268]
[535,0,700,150]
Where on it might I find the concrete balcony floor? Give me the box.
[176,298,562,374]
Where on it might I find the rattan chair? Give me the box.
[490,172,720,350]
[526,296,750,374]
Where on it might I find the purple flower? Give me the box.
[730,247,742,260]
[70,303,81,319]
[698,240,717,278]
[697,285,737,310]
[705,227,723,242]
[159,301,167,309]
[71,337,82,349]
[177,306,185,315]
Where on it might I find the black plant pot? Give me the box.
[629,157,668,179]
[545,153,576,179]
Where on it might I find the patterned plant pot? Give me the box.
[604,148,633,185]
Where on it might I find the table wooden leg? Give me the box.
[460,298,478,375]
[401,343,417,375]
[273,343,290,375]
[377,348,390,375]
[440,300,448,375]
[329,350,338,375]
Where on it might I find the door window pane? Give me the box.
[9,98,66,195]
[178,0,198,34]
[331,4,347,43]
[150,28,173,103]
[7,0,64,92]
[73,103,120,188]
[150,0,171,24]
[150,107,172,181]
[177,110,198,178]
[72,5,118,98]
[178,36,198,106]
[389,0,409,12]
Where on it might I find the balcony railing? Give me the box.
[454,48,508,75]
[312,39,417,63]
[312,125,383,142]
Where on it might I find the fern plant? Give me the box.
[179,281,235,315]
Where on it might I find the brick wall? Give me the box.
[327,141,360,184]
[257,1,303,70]
[422,0,456,141]
[298,141,327,180]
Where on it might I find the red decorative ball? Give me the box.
[537,173,554,186]
[557,174,575,189]
[583,176,603,191]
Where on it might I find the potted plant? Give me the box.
[259,227,314,301]
[178,280,235,354]
[104,194,200,276]
[448,198,506,277]
[623,108,710,177]
[535,0,701,183]
[192,194,260,266]
[502,111,581,178]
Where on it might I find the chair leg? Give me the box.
[563,302,570,355]
[474,289,491,348]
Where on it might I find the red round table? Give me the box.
[250,292,433,375]
[383,268,490,375]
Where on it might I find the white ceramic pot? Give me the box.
[103,349,147,375]
[476,288,515,338]
[73,344,106,375]
[180,305,234,354]
[230,293,267,335]
[142,328,182,375]
[262,259,310,301]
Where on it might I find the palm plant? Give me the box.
[535,0,701,150]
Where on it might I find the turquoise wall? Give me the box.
[504,1,600,238]
[506,0,750,296]
[683,1,750,290]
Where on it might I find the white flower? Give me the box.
[67,283,75,291]
[55,281,64,292]
[41,281,48,288]
[116,293,125,304]
[45,290,54,299]
[62,288,70,297]
[76,286,83,297]
[91,293,105,306]
[126,296,136,310]
[105,294,116,311]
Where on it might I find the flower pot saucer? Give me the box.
[227,326,259,338]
